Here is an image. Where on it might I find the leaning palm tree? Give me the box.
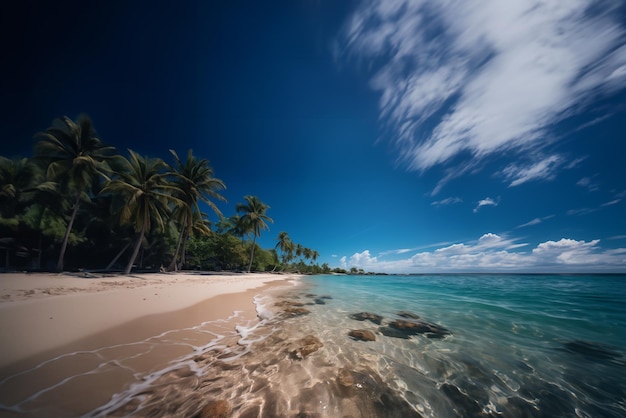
[102,150,182,274]
[236,196,273,273]
[34,114,117,271]
[167,149,226,271]
[275,231,294,271]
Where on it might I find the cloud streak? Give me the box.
[340,0,626,190]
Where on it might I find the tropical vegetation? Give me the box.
[0,114,324,274]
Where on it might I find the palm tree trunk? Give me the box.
[106,242,131,270]
[124,229,145,275]
[56,195,81,272]
[168,228,184,271]
[247,235,257,273]
[180,229,189,270]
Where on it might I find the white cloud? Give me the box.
[338,234,626,273]
[499,155,562,187]
[576,176,600,192]
[340,0,626,190]
[346,250,378,268]
[517,215,555,229]
[473,197,498,213]
[431,197,463,207]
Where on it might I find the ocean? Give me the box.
[3,274,626,417]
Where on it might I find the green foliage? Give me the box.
[0,114,323,273]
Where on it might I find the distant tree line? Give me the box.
[0,114,326,274]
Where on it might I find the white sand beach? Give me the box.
[0,271,299,416]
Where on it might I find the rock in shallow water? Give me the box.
[282,307,311,318]
[378,326,411,339]
[387,319,451,338]
[349,312,383,325]
[396,311,421,319]
[348,329,377,341]
[200,400,231,418]
[291,335,324,359]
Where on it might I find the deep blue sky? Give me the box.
[2,0,625,272]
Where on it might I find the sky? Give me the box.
[1,0,625,273]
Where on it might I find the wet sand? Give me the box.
[0,272,299,416]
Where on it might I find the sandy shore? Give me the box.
[0,271,301,416]
[0,271,298,372]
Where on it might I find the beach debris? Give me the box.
[281,307,311,318]
[348,312,383,325]
[348,329,377,342]
[274,300,305,307]
[387,319,451,338]
[200,399,231,418]
[396,311,421,319]
[291,335,324,359]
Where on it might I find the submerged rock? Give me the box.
[274,300,305,307]
[313,298,327,305]
[291,335,324,359]
[396,311,420,319]
[348,329,377,342]
[378,326,411,339]
[349,312,383,325]
[388,319,451,338]
[337,368,355,387]
[200,400,231,418]
[282,307,311,318]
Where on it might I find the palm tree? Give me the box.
[236,196,273,272]
[0,157,36,221]
[102,150,182,274]
[228,214,248,246]
[311,250,320,266]
[34,114,117,271]
[167,149,226,271]
[275,231,294,271]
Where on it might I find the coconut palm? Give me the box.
[167,149,226,271]
[311,250,320,265]
[102,150,182,274]
[236,196,273,272]
[275,231,294,271]
[34,114,117,271]
[0,157,36,221]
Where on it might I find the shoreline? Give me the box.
[0,271,299,369]
[0,271,300,415]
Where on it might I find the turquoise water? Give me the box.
[294,274,626,417]
[13,274,621,417]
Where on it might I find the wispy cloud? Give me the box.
[431,197,463,207]
[517,215,555,229]
[339,0,626,190]
[576,176,600,192]
[474,197,498,213]
[499,155,563,187]
[342,234,626,273]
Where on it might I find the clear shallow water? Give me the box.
[295,274,626,417]
[3,274,624,417]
